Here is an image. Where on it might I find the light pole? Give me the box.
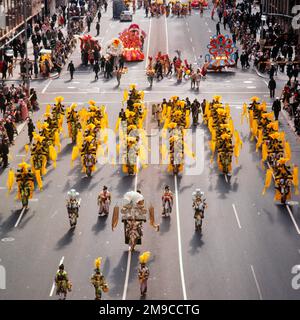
[23,0,30,95]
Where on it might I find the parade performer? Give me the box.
[6,162,38,209]
[66,189,81,228]
[55,264,72,300]
[97,185,111,216]
[138,251,150,296]
[90,257,109,300]
[66,103,81,144]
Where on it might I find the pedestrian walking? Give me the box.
[67,60,75,80]
[97,10,102,22]
[268,77,276,98]
[104,0,108,12]
[216,22,220,36]
[96,22,100,36]
[138,252,150,297]
[116,67,122,87]
[94,61,100,80]
[27,118,35,144]
[8,62,13,77]
[272,97,281,121]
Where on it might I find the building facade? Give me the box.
[0,0,60,43]
[261,0,300,42]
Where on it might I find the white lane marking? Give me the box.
[122,156,139,300]
[42,79,53,94]
[14,207,26,228]
[243,80,253,83]
[29,198,39,202]
[190,37,193,43]
[16,154,26,157]
[165,14,169,55]
[0,187,6,190]
[174,175,187,300]
[17,122,27,135]
[225,175,229,183]
[50,256,65,297]
[192,47,195,52]
[263,80,268,86]
[145,18,152,63]
[232,203,242,229]
[247,86,257,89]
[250,265,263,300]
[286,205,300,235]
[122,248,132,300]
[208,29,212,33]
[50,210,58,219]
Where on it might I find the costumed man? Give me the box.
[90,257,109,300]
[55,264,71,300]
[97,185,111,216]
[138,251,150,296]
[66,103,81,143]
[66,189,81,228]
[162,185,173,215]
[7,162,36,209]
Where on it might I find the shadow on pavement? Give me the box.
[92,215,108,235]
[60,143,73,156]
[109,250,130,296]
[189,232,205,255]
[0,209,22,234]
[55,228,75,250]
[159,217,171,234]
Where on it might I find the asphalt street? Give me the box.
[1,2,300,300]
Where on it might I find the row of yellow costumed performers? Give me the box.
[115,84,148,175]
[71,100,109,177]
[241,96,298,204]
[160,96,194,174]
[6,96,65,209]
[203,95,242,178]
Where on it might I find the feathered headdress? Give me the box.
[94,257,102,270]
[139,251,151,264]
[55,96,64,104]
[18,162,31,173]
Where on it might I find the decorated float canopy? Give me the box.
[205,34,236,71]
[79,34,101,51]
[105,37,124,57]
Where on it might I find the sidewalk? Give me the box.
[255,66,290,82]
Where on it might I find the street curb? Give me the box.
[254,66,288,82]
[3,72,59,82]
[281,109,300,142]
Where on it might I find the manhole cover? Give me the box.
[1,237,15,242]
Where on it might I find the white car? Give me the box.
[120,10,133,22]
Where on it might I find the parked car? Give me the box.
[120,10,133,22]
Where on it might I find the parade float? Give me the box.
[191,0,208,8]
[79,34,101,65]
[118,24,146,62]
[105,37,124,58]
[205,34,236,72]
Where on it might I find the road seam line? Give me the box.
[250,265,263,300]
[174,175,187,300]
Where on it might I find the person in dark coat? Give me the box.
[27,118,35,144]
[67,60,75,80]
[0,138,9,167]
[268,77,276,98]
[93,61,100,80]
[272,97,281,121]
[4,120,14,144]
[96,22,100,36]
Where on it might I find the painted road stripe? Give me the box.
[286,205,300,235]
[232,203,242,229]
[250,265,263,300]
[145,18,152,64]
[122,156,139,300]
[42,79,53,94]
[165,14,169,54]
[50,256,65,297]
[174,175,187,300]
[14,207,26,228]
